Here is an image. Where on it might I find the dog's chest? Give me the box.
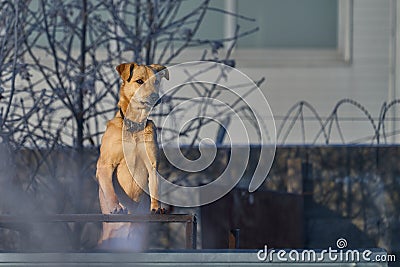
[122,131,153,144]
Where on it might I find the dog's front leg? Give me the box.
[97,164,127,214]
[148,168,163,213]
[142,144,164,213]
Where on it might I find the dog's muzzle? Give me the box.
[140,93,160,107]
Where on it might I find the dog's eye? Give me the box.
[136,79,144,85]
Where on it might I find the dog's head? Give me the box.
[116,62,169,109]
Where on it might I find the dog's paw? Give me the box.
[151,208,167,214]
[110,203,128,214]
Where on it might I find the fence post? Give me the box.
[185,214,197,249]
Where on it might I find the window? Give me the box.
[237,0,338,48]
[175,0,353,66]
[225,0,353,67]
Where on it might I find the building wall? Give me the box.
[234,0,393,144]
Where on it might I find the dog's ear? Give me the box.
[148,64,169,80]
[116,63,135,82]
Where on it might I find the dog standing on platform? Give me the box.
[96,62,168,249]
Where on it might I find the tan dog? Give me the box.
[96,62,168,246]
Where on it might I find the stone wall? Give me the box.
[0,145,399,254]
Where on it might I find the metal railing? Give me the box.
[0,214,197,250]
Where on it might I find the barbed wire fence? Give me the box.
[277,98,400,145]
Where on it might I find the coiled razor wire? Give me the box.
[277,98,400,145]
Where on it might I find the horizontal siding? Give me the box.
[235,0,392,144]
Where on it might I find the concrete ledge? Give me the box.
[0,249,389,266]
